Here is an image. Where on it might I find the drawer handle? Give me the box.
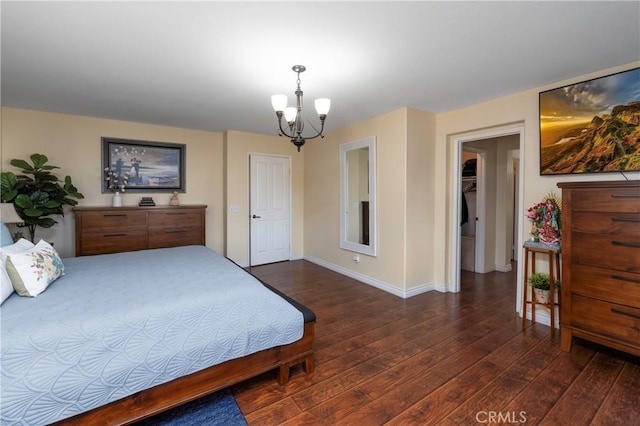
[104,233,127,237]
[612,241,640,249]
[612,217,640,223]
[165,229,187,234]
[611,193,640,198]
[166,212,187,215]
[103,214,127,217]
[611,274,640,284]
[611,307,640,321]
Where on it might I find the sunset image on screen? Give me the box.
[539,68,640,175]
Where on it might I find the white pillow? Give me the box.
[0,238,35,304]
[1,261,13,304]
[5,240,64,297]
[0,238,35,257]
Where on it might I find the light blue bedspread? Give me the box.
[1,246,303,425]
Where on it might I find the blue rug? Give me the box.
[135,389,248,426]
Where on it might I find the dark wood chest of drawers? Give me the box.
[74,205,206,256]
[557,181,640,356]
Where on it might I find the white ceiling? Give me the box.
[2,1,639,136]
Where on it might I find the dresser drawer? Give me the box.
[570,294,640,345]
[571,188,640,213]
[572,232,640,273]
[571,264,640,307]
[148,209,203,228]
[74,205,206,256]
[571,212,640,236]
[80,210,148,230]
[80,230,147,255]
[148,227,204,249]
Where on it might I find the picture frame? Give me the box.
[539,67,640,175]
[101,137,186,193]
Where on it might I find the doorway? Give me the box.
[249,154,292,266]
[449,125,525,313]
[460,147,486,274]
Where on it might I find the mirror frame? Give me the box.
[340,136,377,256]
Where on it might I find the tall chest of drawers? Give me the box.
[557,181,640,356]
[74,205,206,256]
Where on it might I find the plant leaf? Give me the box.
[30,153,48,168]
[10,159,33,171]
[23,208,44,217]
[14,194,34,208]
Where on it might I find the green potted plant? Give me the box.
[528,272,560,304]
[1,153,84,242]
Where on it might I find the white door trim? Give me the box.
[449,126,525,306]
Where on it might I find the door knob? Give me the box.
[252,214,261,219]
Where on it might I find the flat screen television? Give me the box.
[539,67,640,175]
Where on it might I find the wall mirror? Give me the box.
[340,136,377,256]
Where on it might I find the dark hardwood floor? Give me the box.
[234,260,640,425]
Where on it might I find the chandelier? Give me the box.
[271,65,330,151]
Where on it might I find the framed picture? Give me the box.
[101,137,186,193]
[539,67,640,175]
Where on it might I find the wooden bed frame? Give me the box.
[54,207,315,425]
[54,322,314,425]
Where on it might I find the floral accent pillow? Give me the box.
[5,240,65,297]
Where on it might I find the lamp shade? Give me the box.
[271,94,288,112]
[314,98,331,116]
[284,107,297,123]
[0,203,24,225]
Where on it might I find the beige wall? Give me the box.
[223,130,305,266]
[304,107,436,295]
[435,61,640,288]
[304,109,407,290]
[1,107,224,258]
[405,108,436,291]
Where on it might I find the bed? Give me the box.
[1,245,315,425]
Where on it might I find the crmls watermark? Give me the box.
[475,411,527,424]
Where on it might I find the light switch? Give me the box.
[229,205,240,213]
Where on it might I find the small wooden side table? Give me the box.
[522,240,561,336]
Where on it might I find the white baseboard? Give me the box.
[495,263,512,272]
[520,309,560,329]
[303,255,440,298]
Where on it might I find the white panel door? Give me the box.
[250,155,291,266]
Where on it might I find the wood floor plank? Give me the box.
[243,397,302,425]
[541,352,626,425]
[231,260,640,426]
[497,342,595,424]
[335,317,526,425]
[437,328,559,425]
[384,321,548,425]
[591,361,640,425]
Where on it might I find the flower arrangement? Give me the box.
[526,191,561,244]
[104,167,129,193]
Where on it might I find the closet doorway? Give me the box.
[449,126,524,312]
[460,148,485,273]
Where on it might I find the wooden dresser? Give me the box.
[557,181,640,356]
[74,205,206,256]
